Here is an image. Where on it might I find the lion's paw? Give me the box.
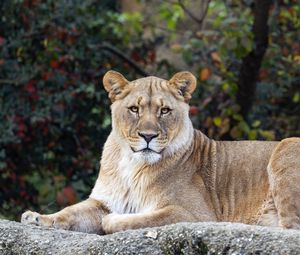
[21,211,51,226]
[21,211,71,230]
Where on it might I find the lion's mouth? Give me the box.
[141,148,155,153]
[131,147,162,154]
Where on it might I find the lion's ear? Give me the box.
[169,71,197,102]
[103,70,129,102]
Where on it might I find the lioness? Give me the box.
[21,71,300,234]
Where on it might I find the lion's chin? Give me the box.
[132,150,162,165]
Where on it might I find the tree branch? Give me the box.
[178,0,211,28]
[0,79,20,85]
[1,44,149,86]
[98,43,150,77]
[236,0,273,119]
[0,71,40,86]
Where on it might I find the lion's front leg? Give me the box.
[21,198,110,234]
[102,206,196,234]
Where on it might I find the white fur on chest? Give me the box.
[90,153,156,214]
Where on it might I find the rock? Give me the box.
[0,219,300,254]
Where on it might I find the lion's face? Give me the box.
[103,71,197,164]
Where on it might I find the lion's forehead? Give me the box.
[131,76,167,85]
[131,77,169,93]
[124,77,178,106]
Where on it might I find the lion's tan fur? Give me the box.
[21,71,300,234]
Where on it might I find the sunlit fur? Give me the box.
[21,71,300,234]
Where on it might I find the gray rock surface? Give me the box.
[0,219,300,254]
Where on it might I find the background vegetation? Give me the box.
[0,0,299,219]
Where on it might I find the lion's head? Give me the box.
[103,71,197,164]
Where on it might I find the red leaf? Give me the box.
[17,123,27,139]
[148,50,156,63]
[0,37,5,46]
[189,106,199,116]
[70,91,77,97]
[200,68,211,81]
[50,60,59,69]
[56,186,77,206]
[131,51,142,62]
[24,80,36,93]
[18,123,26,132]
[42,72,50,81]
[20,13,30,30]
[42,126,48,135]
[48,141,55,148]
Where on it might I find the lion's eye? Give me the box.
[161,107,171,115]
[129,106,139,113]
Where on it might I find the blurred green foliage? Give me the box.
[161,0,300,140]
[0,0,299,219]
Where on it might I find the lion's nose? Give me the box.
[138,132,158,143]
